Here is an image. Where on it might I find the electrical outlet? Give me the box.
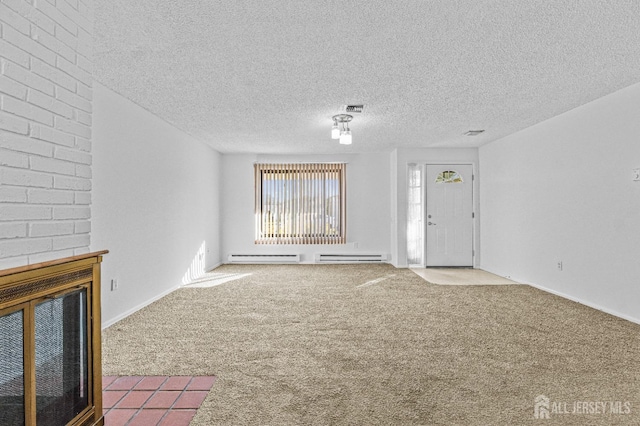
[111,279,118,291]
[557,261,563,271]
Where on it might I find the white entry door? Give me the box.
[425,164,474,267]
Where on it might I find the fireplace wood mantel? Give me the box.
[0,250,109,279]
[0,251,108,426]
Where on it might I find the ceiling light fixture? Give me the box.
[340,127,352,145]
[464,130,485,136]
[332,114,353,145]
[331,120,340,139]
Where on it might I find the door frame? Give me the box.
[423,162,477,268]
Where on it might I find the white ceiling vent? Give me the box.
[343,105,365,113]
[464,130,485,136]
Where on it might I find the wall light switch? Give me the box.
[633,168,640,181]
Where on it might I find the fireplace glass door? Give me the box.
[0,308,25,426]
[0,288,90,426]
[35,289,89,425]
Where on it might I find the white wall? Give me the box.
[92,82,221,327]
[480,82,640,324]
[221,153,390,263]
[0,0,94,270]
[391,148,480,267]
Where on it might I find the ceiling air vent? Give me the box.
[344,105,365,113]
[464,130,485,136]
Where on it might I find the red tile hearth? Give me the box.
[102,375,215,426]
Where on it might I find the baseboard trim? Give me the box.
[103,261,223,329]
[102,283,181,330]
[527,282,640,326]
[206,261,223,272]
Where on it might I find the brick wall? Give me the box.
[0,0,93,269]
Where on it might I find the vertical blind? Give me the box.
[254,163,346,244]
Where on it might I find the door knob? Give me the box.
[428,222,436,226]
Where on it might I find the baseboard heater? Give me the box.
[227,254,301,263]
[315,253,388,263]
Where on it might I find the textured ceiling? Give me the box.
[93,1,640,154]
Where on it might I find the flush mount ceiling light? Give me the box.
[332,114,353,145]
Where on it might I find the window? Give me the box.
[254,163,346,244]
[406,163,423,265]
[435,170,463,183]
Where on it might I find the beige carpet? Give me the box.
[102,264,640,425]
[410,267,519,285]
